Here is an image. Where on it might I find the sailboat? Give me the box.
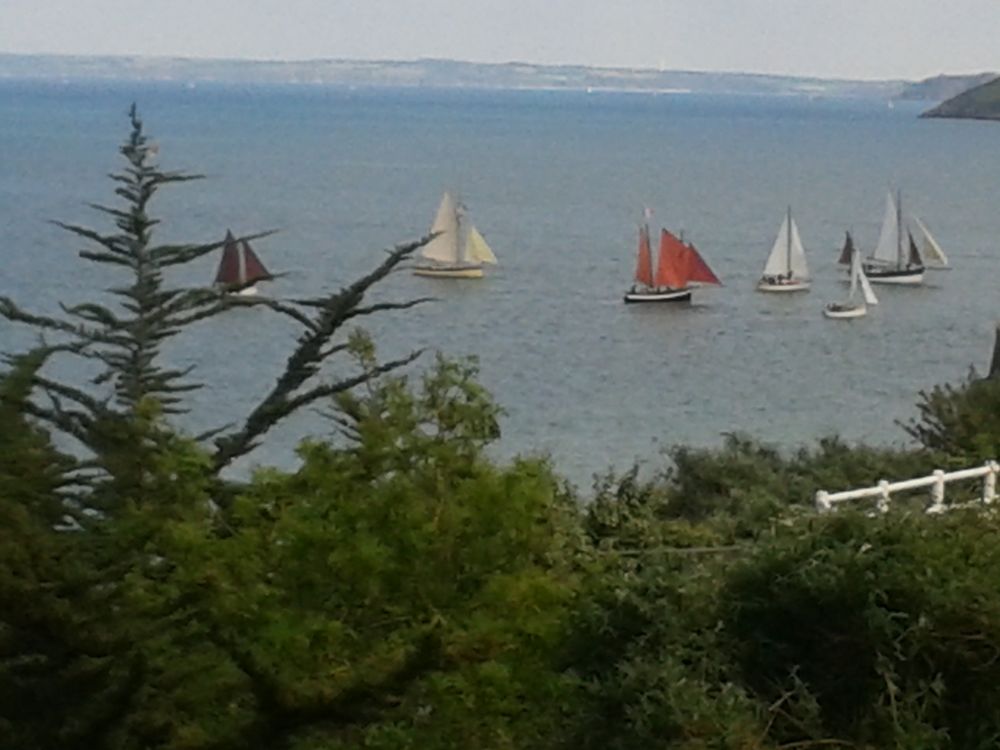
[862,190,924,285]
[825,247,878,319]
[413,192,498,278]
[624,222,722,304]
[757,207,810,292]
[214,230,271,296]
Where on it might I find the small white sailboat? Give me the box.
[825,247,878,319]
[214,230,271,296]
[863,190,924,285]
[624,220,722,303]
[757,207,810,292]
[413,192,498,278]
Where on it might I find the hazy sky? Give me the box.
[2,0,999,80]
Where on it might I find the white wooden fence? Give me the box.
[815,460,999,514]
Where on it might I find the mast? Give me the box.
[456,199,466,263]
[896,188,903,269]
[785,206,792,275]
[634,223,654,287]
[237,242,247,284]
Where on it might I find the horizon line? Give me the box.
[2,49,996,85]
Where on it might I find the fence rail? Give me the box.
[815,460,999,514]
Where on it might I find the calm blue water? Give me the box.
[1,80,998,487]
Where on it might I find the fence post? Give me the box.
[928,469,946,513]
[877,480,891,513]
[984,461,998,505]
[815,490,831,513]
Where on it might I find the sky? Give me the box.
[2,0,999,81]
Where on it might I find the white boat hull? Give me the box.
[757,279,810,293]
[413,263,484,279]
[824,303,867,319]
[623,288,692,304]
[862,265,924,285]
[235,285,259,297]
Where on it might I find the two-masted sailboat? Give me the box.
[413,192,498,278]
[214,230,271,296]
[757,207,810,292]
[840,191,950,284]
[825,246,878,319]
[855,190,947,284]
[624,219,722,303]
[839,207,948,275]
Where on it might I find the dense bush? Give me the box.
[903,369,1000,466]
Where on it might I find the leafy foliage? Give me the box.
[902,370,1000,465]
[108,356,577,749]
[722,510,1000,749]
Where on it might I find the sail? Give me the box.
[762,215,790,276]
[838,231,856,265]
[634,225,654,286]
[907,232,922,267]
[215,230,242,285]
[421,192,460,263]
[682,241,722,286]
[910,214,948,267]
[654,229,688,288]
[788,217,809,279]
[240,240,270,282]
[465,225,498,265]
[847,248,860,301]
[859,265,878,305]
[871,191,900,265]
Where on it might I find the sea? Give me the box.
[1,79,998,489]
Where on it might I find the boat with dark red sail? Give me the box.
[624,219,722,303]
[214,230,271,296]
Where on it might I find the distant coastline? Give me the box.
[0,52,915,99]
[1,53,993,106]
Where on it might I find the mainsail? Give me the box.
[215,231,242,285]
[634,225,654,286]
[762,210,809,279]
[871,191,901,265]
[421,192,461,263]
[847,247,860,300]
[215,231,270,286]
[654,229,687,288]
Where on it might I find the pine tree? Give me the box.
[0,105,429,495]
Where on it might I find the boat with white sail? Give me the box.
[862,190,924,285]
[214,230,271,296]
[413,192,498,278]
[624,219,722,303]
[825,246,878,319]
[757,207,810,292]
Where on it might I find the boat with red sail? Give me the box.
[624,220,722,303]
[214,230,272,296]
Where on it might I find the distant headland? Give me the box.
[0,53,993,104]
[922,74,1000,120]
